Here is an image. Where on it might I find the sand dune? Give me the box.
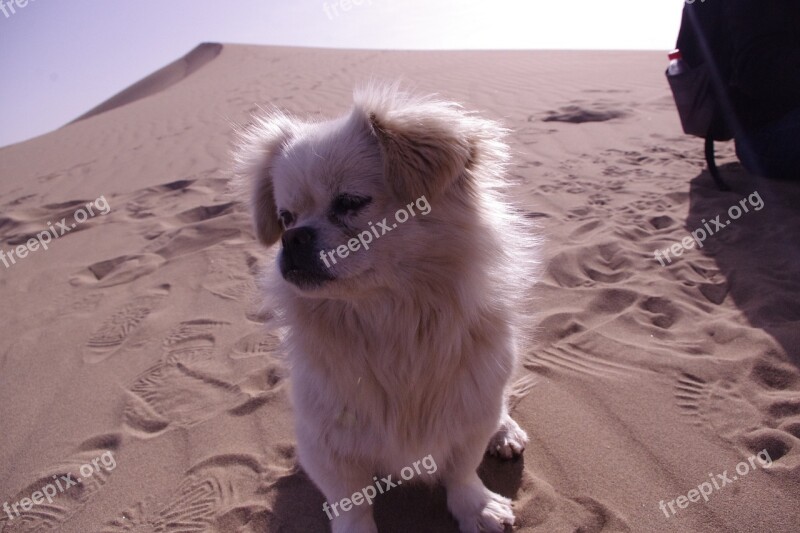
[1,44,798,532]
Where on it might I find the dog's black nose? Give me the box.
[282,226,315,248]
[279,226,332,288]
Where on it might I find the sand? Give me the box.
[1,44,798,532]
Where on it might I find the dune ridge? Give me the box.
[70,42,223,124]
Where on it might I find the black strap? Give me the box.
[705,135,730,190]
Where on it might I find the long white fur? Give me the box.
[234,84,539,533]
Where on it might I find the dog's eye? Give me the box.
[332,194,371,216]
[279,210,294,229]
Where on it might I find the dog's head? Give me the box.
[234,86,507,298]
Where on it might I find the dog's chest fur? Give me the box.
[285,295,514,464]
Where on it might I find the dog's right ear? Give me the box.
[353,85,477,203]
[233,111,297,247]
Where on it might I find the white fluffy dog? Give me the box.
[234,85,538,533]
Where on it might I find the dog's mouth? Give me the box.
[281,266,334,290]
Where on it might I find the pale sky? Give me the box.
[0,0,683,148]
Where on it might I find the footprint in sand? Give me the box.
[126,179,242,260]
[672,356,800,472]
[542,102,630,124]
[639,296,682,330]
[673,372,770,439]
[510,468,633,532]
[70,253,166,288]
[123,359,244,436]
[144,211,244,262]
[743,359,800,468]
[123,319,237,436]
[740,427,798,470]
[99,471,226,532]
[99,454,271,532]
[122,320,282,437]
[83,285,171,364]
[175,202,237,225]
[123,360,283,436]
[202,248,261,302]
[125,178,195,220]
[0,434,121,532]
[230,331,280,359]
[162,318,229,363]
[547,242,633,288]
[525,343,642,382]
[506,373,548,409]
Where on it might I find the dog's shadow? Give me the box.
[687,162,800,366]
[270,455,526,532]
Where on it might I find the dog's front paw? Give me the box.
[487,415,528,459]
[447,480,515,533]
[476,491,515,533]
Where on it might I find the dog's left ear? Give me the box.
[364,103,474,202]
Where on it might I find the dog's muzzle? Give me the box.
[279,226,333,288]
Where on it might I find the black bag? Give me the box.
[667,1,737,190]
